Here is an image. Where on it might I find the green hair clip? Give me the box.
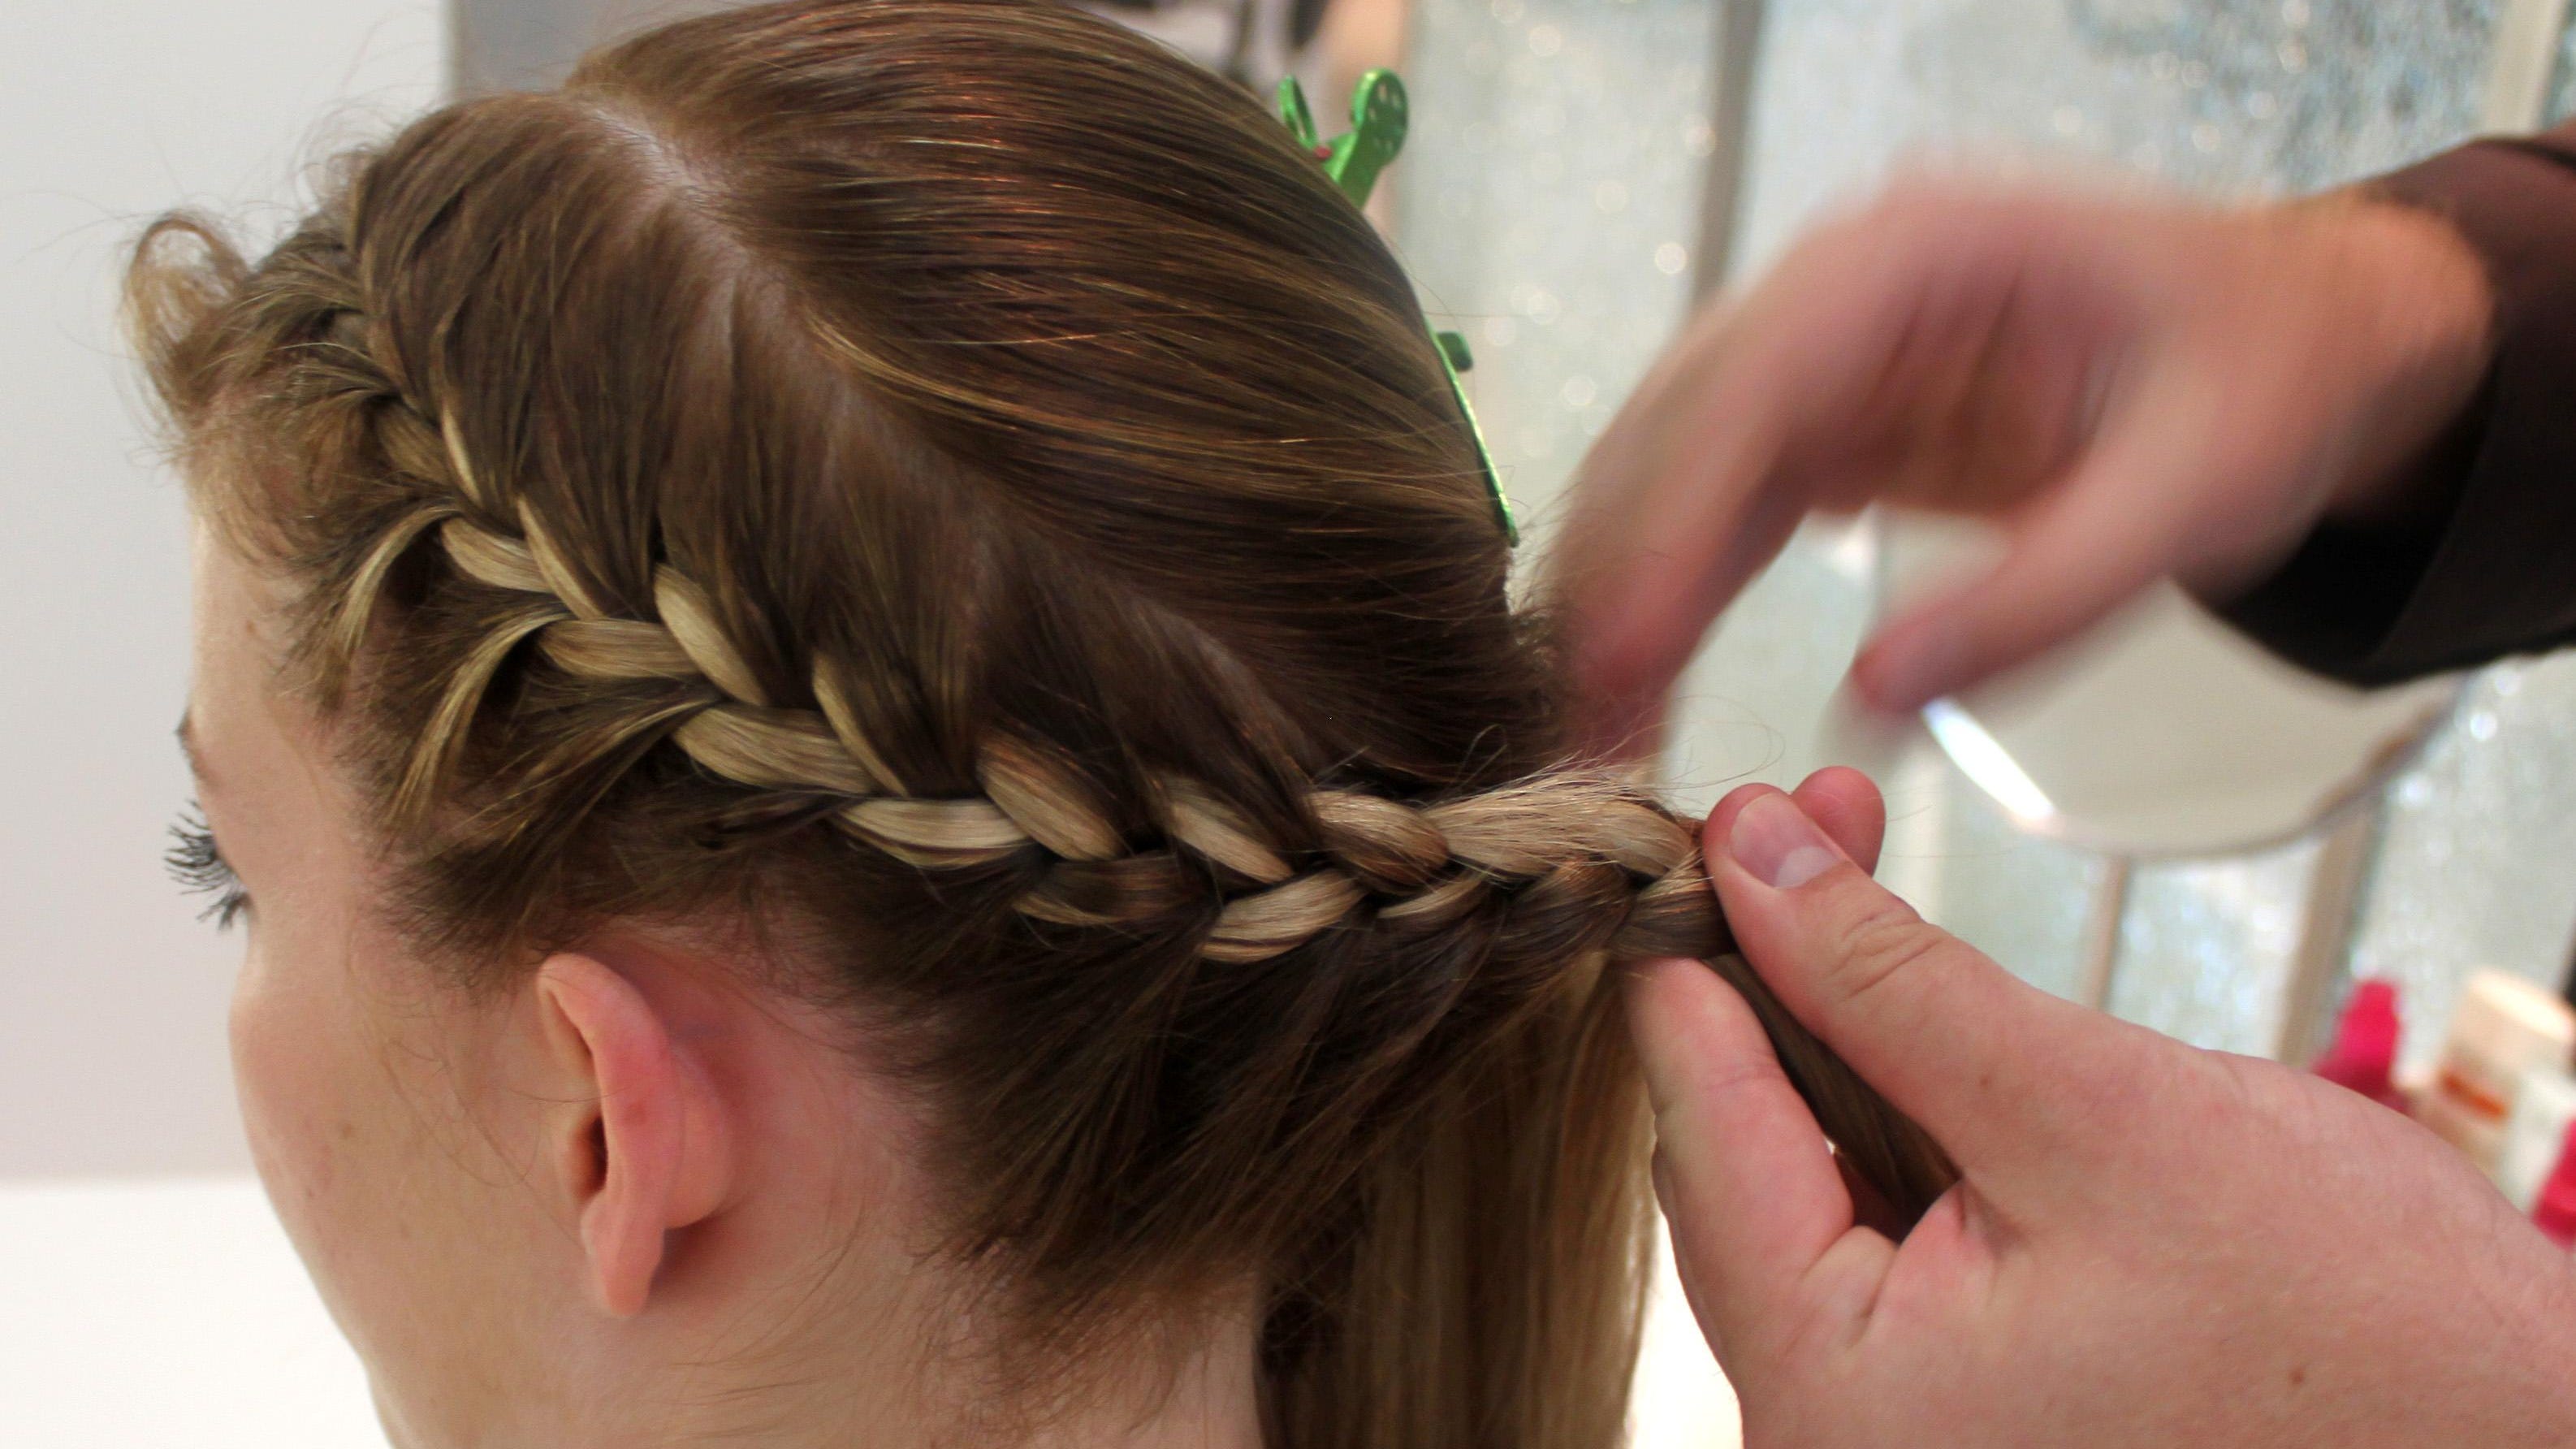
[1279,69,1518,547]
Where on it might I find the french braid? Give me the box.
[322,384,1954,1217]
[444,506,1728,957]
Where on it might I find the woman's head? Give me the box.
[144,3,1736,1444]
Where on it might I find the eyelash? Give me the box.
[166,805,249,931]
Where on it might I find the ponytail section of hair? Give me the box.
[125,3,1950,1446]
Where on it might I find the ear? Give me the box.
[534,953,734,1317]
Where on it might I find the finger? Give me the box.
[1571,686,1671,768]
[1561,365,1799,737]
[1706,785,2158,1178]
[1625,954,1852,1361]
[1852,487,2163,712]
[1851,373,2285,710]
[1562,230,1924,729]
[1580,490,1816,764]
[1790,766,1885,875]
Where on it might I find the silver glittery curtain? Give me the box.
[1399,0,2576,1065]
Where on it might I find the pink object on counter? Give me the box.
[2534,1122,2576,1249]
[2311,980,2410,1114]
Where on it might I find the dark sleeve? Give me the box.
[2218,124,2576,686]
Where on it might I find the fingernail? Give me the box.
[1729,789,1844,889]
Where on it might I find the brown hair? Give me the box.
[130,3,1945,1443]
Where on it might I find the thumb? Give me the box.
[1708,785,2160,1180]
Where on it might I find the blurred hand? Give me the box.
[1558,177,2493,751]
[1631,771,2576,1447]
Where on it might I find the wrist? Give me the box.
[2311,195,2496,526]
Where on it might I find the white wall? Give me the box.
[0,2,444,1179]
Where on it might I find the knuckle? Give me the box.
[1769,1286,1855,1366]
[1796,197,1930,280]
[2044,1037,2172,1138]
[1817,895,1951,1010]
[1866,176,1957,231]
[1865,174,2007,243]
[1688,1055,1785,1105]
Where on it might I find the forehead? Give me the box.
[184,530,306,786]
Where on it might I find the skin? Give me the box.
[1556,178,2495,751]
[184,533,1263,1448]
[1634,775,2576,1447]
[1568,175,2576,1443]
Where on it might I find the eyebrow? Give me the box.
[175,712,213,789]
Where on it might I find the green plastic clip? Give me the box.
[1277,69,1407,208]
[1430,327,1514,545]
[1276,70,1517,546]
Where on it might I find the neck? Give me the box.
[493,938,1269,1449]
[546,1199,1265,1449]
[614,1278,1268,1449]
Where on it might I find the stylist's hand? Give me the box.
[1561,179,2492,751]
[1633,770,2576,1447]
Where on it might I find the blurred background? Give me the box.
[9,0,2576,1443]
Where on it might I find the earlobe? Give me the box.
[534,954,734,1318]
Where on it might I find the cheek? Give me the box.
[228,918,570,1438]
[229,928,381,1297]
[229,920,466,1339]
